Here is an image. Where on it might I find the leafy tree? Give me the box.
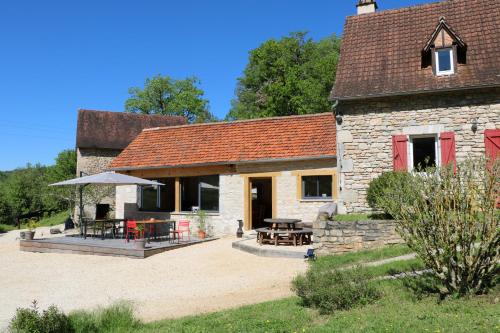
[3,164,47,218]
[43,149,77,212]
[227,32,341,120]
[125,75,214,123]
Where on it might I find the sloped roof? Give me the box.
[331,0,500,100]
[108,113,336,170]
[76,109,187,150]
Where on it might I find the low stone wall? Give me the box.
[313,218,404,255]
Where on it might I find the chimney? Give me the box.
[357,0,378,15]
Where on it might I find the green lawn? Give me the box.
[333,213,391,222]
[0,223,16,233]
[313,244,414,270]
[137,281,499,333]
[35,211,70,227]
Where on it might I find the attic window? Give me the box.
[435,48,454,76]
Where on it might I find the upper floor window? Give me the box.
[435,48,454,76]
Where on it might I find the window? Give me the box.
[302,176,332,199]
[181,175,219,212]
[140,178,175,212]
[409,135,439,171]
[435,48,454,76]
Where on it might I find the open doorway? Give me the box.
[250,178,273,229]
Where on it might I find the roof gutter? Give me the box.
[108,155,337,172]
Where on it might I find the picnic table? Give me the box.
[263,218,302,230]
[258,218,312,246]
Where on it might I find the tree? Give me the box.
[43,149,77,212]
[377,159,500,296]
[227,32,341,120]
[125,75,214,123]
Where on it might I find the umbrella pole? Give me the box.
[79,185,85,239]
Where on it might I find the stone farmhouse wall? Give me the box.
[76,148,121,218]
[336,88,500,213]
[116,159,337,236]
[313,218,404,255]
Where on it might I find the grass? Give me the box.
[35,210,70,227]
[0,223,16,233]
[312,244,414,270]
[0,211,69,233]
[136,281,499,333]
[333,213,391,222]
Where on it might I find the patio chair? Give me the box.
[125,220,142,242]
[172,220,190,242]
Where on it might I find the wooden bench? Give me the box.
[256,228,313,246]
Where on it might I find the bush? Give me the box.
[292,266,381,314]
[377,158,500,296]
[9,301,72,333]
[367,171,414,214]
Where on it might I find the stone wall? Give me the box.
[336,88,500,213]
[76,148,122,218]
[313,218,404,255]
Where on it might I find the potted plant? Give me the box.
[25,220,39,240]
[196,210,208,239]
[134,224,146,249]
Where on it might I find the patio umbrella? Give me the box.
[50,171,163,238]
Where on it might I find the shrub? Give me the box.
[9,301,72,333]
[366,171,414,214]
[292,266,381,314]
[377,158,500,296]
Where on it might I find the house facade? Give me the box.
[76,109,186,218]
[108,113,337,234]
[332,0,500,213]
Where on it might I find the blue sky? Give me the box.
[0,0,429,171]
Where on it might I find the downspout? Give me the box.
[332,99,343,204]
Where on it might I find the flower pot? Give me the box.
[135,239,146,250]
[198,230,207,239]
[25,231,35,240]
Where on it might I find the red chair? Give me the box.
[125,220,142,242]
[172,220,190,242]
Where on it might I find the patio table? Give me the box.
[94,219,125,240]
[135,220,176,243]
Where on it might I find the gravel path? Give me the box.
[0,226,307,329]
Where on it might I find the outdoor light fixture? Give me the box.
[335,111,343,125]
[471,117,478,133]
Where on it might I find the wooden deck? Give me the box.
[20,236,217,259]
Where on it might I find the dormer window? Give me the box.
[422,17,466,77]
[435,48,454,76]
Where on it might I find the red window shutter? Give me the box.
[440,132,456,172]
[392,135,408,171]
[484,129,500,163]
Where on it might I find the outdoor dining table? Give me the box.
[94,219,125,240]
[135,219,176,243]
[263,218,302,230]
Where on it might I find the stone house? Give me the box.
[76,109,186,218]
[331,0,500,213]
[108,113,337,234]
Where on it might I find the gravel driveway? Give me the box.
[0,226,307,329]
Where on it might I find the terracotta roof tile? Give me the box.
[331,0,500,100]
[109,113,336,170]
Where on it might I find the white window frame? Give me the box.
[408,134,441,171]
[435,48,455,76]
